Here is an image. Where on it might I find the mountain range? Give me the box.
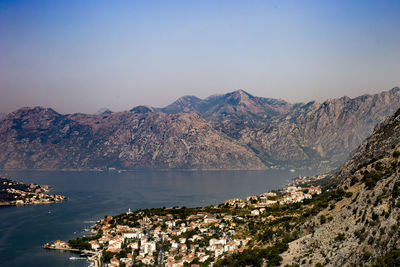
[0,87,399,170]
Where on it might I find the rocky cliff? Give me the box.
[281,107,400,266]
[0,87,399,170]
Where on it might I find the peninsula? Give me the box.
[0,176,67,206]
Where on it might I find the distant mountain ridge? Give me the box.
[0,87,399,170]
[159,89,293,122]
[0,107,264,170]
[163,87,400,169]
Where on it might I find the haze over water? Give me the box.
[0,169,316,266]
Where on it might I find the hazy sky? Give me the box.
[1,0,399,114]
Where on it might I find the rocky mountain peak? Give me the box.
[94,108,113,115]
[230,89,253,98]
[129,105,154,114]
[390,86,400,93]
[176,95,202,104]
[160,95,202,113]
[13,106,59,116]
[225,89,254,105]
[7,107,62,126]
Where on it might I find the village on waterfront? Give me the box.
[45,174,327,267]
[0,177,67,206]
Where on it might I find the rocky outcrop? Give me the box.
[281,107,400,266]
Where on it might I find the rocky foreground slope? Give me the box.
[0,87,399,170]
[281,108,400,266]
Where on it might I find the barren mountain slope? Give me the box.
[162,88,400,168]
[281,107,400,266]
[1,88,400,170]
[0,107,265,170]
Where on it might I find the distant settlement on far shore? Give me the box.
[0,176,67,206]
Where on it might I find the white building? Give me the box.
[251,209,260,216]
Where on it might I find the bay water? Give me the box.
[0,169,316,266]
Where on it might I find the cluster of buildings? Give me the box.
[77,210,252,267]
[287,174,328,187]
[88,186,321,266]
[224,185,322,207]
[0,178,67,205]
[46,240,70,250]
[5,187,67,205]
[224,192,278,208]
[279,186,322,204]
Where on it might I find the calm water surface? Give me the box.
[0,169,317,266]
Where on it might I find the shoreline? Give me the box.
[44,173,326,266]
[42,244,80,252]
[43,243,101,266]
[0,200,66,207]
[0,165,325,172]
[0,176,68,207]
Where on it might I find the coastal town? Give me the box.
[45,175,324,266]
[286,173,329,187]
[0,177,67,206]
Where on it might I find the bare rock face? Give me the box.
[281,107,400,266]
[161,89,294,123]
[0,107,265,170]
[0,87,399,170]
[162,87,400,169]
[241,88,400,168]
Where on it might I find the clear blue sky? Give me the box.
[1,0,399,114]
